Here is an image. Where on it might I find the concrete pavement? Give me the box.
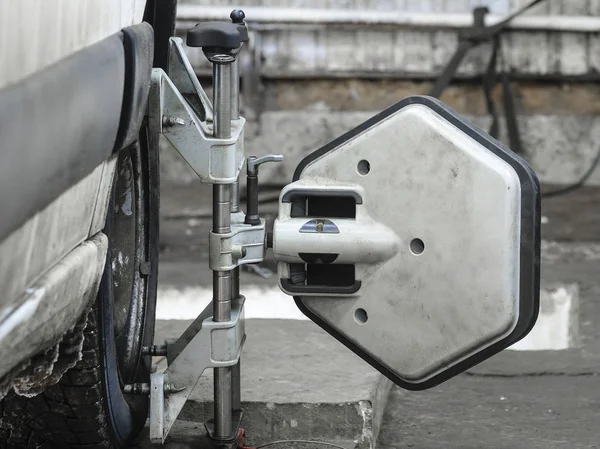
[154,181,600,448]
[377,186,600,448]
[154,319,391,449]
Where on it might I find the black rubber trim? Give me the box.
[0,34,125,243]
[114,23,155,151]
[146,0,178,71]
[281,279,361,295]
[293,95,541,391]
[281,189,363,204]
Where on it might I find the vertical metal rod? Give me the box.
[213,184,231,235]
[231,57,240,120]
[231,180,240,213]
[213,63,232,140]
[230,53,243,414]
[214,350,233,440]
[231,359,241,411]
[229,57,241,296]
[231,264,240,317]
[230,57,241,218]
[212,59,234,441]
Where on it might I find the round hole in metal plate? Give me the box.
[357,159,370,175]
[354,308,368,325]
[410,238,425,255]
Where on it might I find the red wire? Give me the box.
[236,428,256,449]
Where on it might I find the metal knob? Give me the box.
[230,9,249,43]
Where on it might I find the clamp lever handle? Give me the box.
[247,154,283,175]
[245,154,283,225]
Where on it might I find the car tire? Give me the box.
[0,126,159,449]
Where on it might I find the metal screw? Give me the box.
[162,116,186,127]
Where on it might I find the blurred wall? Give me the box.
[161,0,600,187]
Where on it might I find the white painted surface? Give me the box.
[157,285,307,320]
[0,0,146,90]
[509,285,577,351]
[158,283,578,351]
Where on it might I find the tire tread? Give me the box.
[0,309,113,449]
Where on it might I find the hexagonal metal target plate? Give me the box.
[291,96,540,390]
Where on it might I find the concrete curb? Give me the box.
[154,319,393,448]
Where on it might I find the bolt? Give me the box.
[123,382,185,395]
[124,383,150,395]
[142,345,168,356]
[139,261,151,276]
[232,245,247,260]
[164,382,186,394]
[162,116,186,127]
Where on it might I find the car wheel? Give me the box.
[0,126,159,448]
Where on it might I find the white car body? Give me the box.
[0,0,147,387]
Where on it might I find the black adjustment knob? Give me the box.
[230,9,245,24]
[230,9,249,43]
[186,21,241,50]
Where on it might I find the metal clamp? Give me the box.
[246,154,283,225]
[168,37,213,123]
[209,211,266,271]
[149,298,246,444]
[147,39,245,184]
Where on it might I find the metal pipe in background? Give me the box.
[212,59,234,441]
[177,5,599,33]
